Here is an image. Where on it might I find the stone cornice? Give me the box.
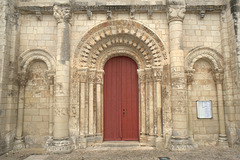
[16,4,225,14]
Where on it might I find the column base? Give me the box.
[140,134,148,146]
[147,135,156,147]
[156,137,164,149]
[170,136,194,151]
[13,138,25,150]
[217,134,229,148]
[46,137,73,154]
[78,137,87,149]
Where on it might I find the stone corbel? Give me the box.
[148,9,153,19]
[36,11,42,21]
[130,8,135,19]
[167,5,186,23]
[107,9,111,20]
[199,10,206,19]
[87,9,92,20]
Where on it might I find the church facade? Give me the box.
[0,0,240,154]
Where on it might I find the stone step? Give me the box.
[87,141,154,150]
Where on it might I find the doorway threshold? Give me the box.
[86,141,154,150]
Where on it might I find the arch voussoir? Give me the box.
[73,20,168,70]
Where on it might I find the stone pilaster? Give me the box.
[213,70,229,147]
[13,72,29,150]
[96,70,104,142]
[168,2,194,150]
[46,4,72,154]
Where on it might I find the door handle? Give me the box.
[123,108,126,117]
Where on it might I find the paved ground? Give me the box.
[1,146,240,160]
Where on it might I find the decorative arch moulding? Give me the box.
[73,20,169,70]
[18,49,56,73]
[185,46,224,72]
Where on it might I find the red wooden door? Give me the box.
[104,56,139,141]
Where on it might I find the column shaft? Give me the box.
[96,70,104,140]
[46,5,72,153]
[168,4,194,150]
[14,72,28,150]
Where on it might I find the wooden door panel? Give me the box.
[121,57,139,140]
[104,57,121,140]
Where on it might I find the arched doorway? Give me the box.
[103,56,139,141]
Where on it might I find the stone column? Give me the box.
[96,70,104,142]
[168,2,194,150]
[213,70,228,147]
[79,68,88,148]
[153,67,163,148]
[46,4,72,153]
[13,72,29,150]
[137,69,147,145]
[186,70,194,140]
[47,71,55,136]
[87,69,96,144]
[146,68,155,146]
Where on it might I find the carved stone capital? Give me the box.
[53,5,71,23]
[137,69,146,83]
[212,70,224,84]
[145,68,154,82]
[79,68,88,83]
[96,70,104,84]
[153,67,163,82]
[88,70,96,83]
[46,71,55,85]
[167,6,186,22]
[185,70,195,85]
[17,72,29,86]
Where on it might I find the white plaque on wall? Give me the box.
[196,101,212,119]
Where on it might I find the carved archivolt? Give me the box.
[19,49,56,73]
[73,20,168,70]
[185,46,224,72]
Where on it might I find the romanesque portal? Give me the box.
[0,0,239,154]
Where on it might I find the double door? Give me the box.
[103,56,139,141]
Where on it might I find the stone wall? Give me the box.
[183,13,221,53]
[19,15,57,55]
